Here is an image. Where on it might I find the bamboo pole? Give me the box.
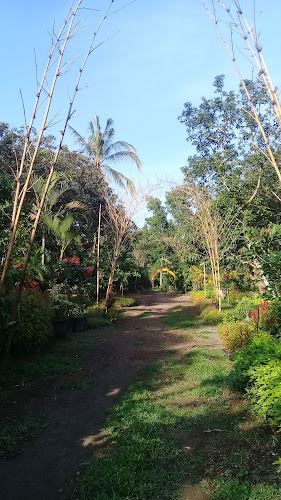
[0,0,116,371]
[96,203,102,306]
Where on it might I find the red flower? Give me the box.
[223,274,228,280]
[250,310,258,324]
[16,262,24,269]
[26,277,40,291]
[63,256,80,266]
[82,266,94,277]
[265,227,270,234]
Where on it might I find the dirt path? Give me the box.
[0,292,222,500]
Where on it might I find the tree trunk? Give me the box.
[105,246,120,312]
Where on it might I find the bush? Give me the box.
[232,332,281,388]
[246,361,281,428]
[235,293,261,320]
[200,306,224,325]
[0,289,54,354]
[86,306,111,328]
[190,291,212,310]
[218,321,255,353]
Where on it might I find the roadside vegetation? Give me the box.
[75,305,281,500]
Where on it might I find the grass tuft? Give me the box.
[0,416,43,455]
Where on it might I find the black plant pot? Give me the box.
[72,316,88,333]
[52,317,73,338]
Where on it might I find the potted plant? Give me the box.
[70,302,88,333]
[49,284,73,338]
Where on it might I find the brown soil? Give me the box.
[0,292,222,500]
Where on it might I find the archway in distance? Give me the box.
[151,268,176,283]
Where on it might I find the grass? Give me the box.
[180,333,191,339]
[58,378,92,390]
[139,311,152,318]
[70,330,97,350]
[115,297,137,307]
[0,416,44,455]
[164,307,199,330]
[75,347,281,499]
[0,354,81,389]
[74,305,281,500]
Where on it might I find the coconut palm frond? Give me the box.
[65,200,89,211]
[105,150,142,168]
[103,165,136,195]
[69,115,142,191]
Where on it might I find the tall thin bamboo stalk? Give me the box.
[96,203,102,306]
[0,0,116,371]
[201,0,281,185]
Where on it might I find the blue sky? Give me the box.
[1,1,281,222]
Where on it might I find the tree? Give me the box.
[0,0,119,371]
[172,183,241,310]
[201,0,281,185]
[69,115,142,193]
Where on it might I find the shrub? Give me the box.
[190,291,212,310]
[222,309,241,323]
[235,293,261,320]
[270,297,281,336]
[86,306,111,328]
[232,332,281,388]
[247,361,281,428]
[228,290,243,306]
[249,299,276,333]
[200,306,224,325]
[0,289,54,354]
[218,321,255,353]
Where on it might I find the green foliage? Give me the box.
[0,354,81,389]
[200,306,224,325]
[69,115,141,193]
[209,478,281,500]
[74,346,279,499]
[0,417,43,455]
[234,293,261,320]
[270,297,281,336]
[0,289,53,354]
[139,311,152,318]
[115,296,136,307]
[232,332,281,388]
[218,322,255,353]
[86,305,111,329]
[190,291,213,310]
[247,361,281,429]
[48,283,72,317]
[244,225,281,297]
[164,308,198,330]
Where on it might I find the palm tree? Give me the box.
[69,115,142,193]
[30,172,88,264]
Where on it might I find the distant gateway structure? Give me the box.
[151,268,176,283]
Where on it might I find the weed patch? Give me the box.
[0,416,43,455]
[0,354,81,389]
[165,308,199,330]
[70,331,97,350]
